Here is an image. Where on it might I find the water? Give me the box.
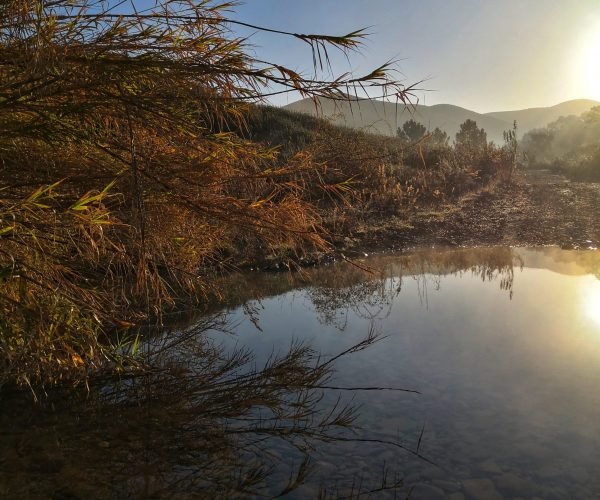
[2,247,600,498]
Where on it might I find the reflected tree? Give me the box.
[306,248,520,329]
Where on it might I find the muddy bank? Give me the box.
[340,170,600,255]
[255,171,599,271]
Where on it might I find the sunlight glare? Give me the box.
[584,280,600,327]
[578,29,600,100]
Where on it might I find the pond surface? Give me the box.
[2,247,600,498]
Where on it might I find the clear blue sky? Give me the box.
[129,1,600,112]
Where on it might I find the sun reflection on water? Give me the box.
[584,280,600,327]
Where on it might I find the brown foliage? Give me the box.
[0,1,416,386]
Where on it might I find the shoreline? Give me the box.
[254,172,600,272]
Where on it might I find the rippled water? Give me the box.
[2,247,600,498]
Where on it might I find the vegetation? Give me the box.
[396,120,448,145]
[522,106,600,181]
[397,118,427,141]
[502,120,519,181]
[430,127,450,146]
[0,0,513,389]
[0,0,413,388]
[455,119,488,151]
[249,106,515,222]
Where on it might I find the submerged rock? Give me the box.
[462,478,503,500]
[477,458,503,475]
[495,472,537,497]
[409,483,445,500]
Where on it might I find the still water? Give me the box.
[1,247,600,498]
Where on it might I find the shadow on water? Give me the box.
[2,246,599,498]
[1,317,422,498]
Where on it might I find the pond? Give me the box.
[1,247,600,499]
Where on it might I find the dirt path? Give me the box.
[348,170,600,252]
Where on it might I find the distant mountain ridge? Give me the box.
[282,97,600,144]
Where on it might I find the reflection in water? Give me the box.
[2,247,600,498]
[308,247,520,328]
[210,247,600,499]
[0,317,410,498]
[584,280,600,326]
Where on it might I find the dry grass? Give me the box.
[0,0,421,387]
[0,1,514,388]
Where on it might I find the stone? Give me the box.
[26,454,65,474]
[478,458,503,475]
[537,486,569,500]
[495,472,537,497]
[408,483,445,500]
[462,478,504,500]
[447,493,466,500]
[432,479,461,493]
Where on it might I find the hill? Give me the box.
[485,99,600,134]
[283,97,600,144]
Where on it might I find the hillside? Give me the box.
[283,97,600,144]
[485,99,600,134]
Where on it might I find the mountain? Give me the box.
[282,97,600,144]
[485,99,600,134]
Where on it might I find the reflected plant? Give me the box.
[0,319,421,499]
[308,268,394,329]
[304,248,521,329]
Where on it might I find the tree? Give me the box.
[455,119,487,150]
[503,121,518,155]
[398,119,427,141]
[396,127,408,141]
[584,105,600,123]
[430,127,449,146]
[0,0,416,385]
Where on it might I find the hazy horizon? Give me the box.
[283,96,600,114]
[231,0,600,113]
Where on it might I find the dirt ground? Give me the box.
[345,170,600,253]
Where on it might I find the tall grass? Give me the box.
[246,106,516,234]
[0,0,420,387]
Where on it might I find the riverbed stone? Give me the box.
[408,483,445,500]
[447,494,465,500]
[478,458,503,475]
[432,479,461,492]
[462,478,504,500]
[495,472,536,497]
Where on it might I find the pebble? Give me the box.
[495,472,537,497]
[432,479,461,492]
[408,483,445,500]
[477,458,503,475]
[462,478,504,500]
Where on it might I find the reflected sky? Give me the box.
[209,247,600,498]
[3,247,600,498]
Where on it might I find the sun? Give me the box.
[578,29,600,101]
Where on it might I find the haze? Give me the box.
[233,0,600,112]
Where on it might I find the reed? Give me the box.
[0,0,417,387]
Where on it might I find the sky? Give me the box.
[225,0,600,112]
[120,1,600,112]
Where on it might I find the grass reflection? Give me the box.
[0,317,419,498]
